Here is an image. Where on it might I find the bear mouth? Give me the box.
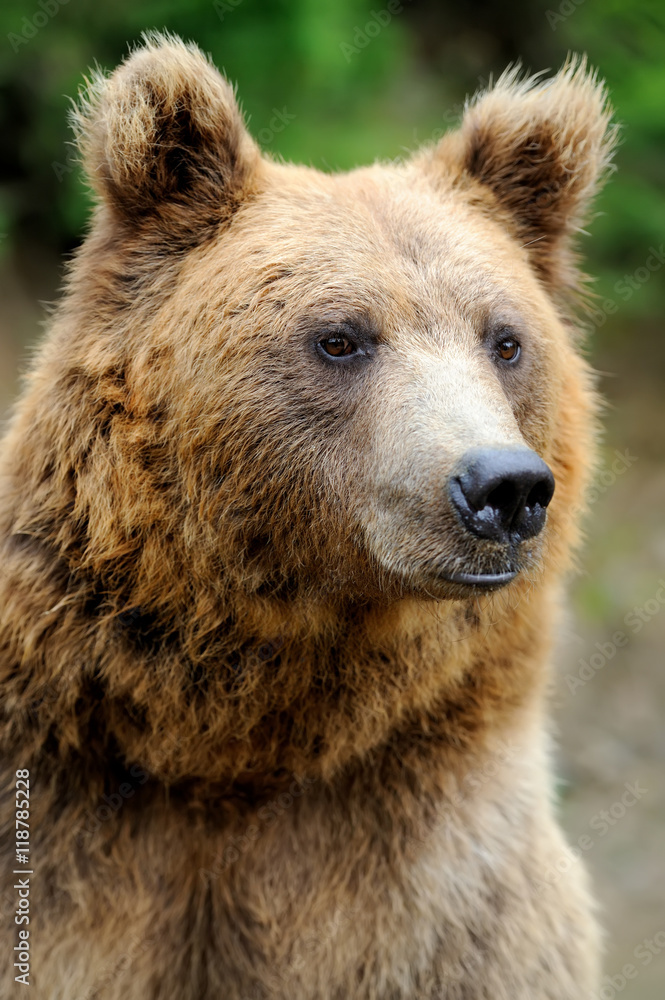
[408,552,530,598]
[439,568,518,589]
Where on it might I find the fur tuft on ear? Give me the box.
[73,32,259,239]
[421,58,617,298]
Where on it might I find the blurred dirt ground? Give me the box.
[1,266,663,998]
[553,334,665,1000]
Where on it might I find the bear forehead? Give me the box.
[191,160,549,332]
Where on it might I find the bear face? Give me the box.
[0,36,615,787]
[62,38,612,607]
[170,171,571,604]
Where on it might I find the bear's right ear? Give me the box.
[74,34,259,239]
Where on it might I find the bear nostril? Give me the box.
[485,480,518,517]
[526,478,554,511]
[449,447,555,544]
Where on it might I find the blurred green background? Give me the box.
[0,1,663,995]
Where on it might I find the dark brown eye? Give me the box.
[496,336,521,363]
[319,335,356,357]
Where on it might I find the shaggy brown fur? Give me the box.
[0,35,615,999]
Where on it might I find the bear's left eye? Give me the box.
[318,335,357,358]
[495,335,521,363]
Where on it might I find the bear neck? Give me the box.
[0,513,553,798]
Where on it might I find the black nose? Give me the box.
[449,447,555,543]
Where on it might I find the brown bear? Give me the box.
[0,34,615,1000]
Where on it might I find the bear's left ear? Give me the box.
[74,33,260,240]
[419,59,617,296]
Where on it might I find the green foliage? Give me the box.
[559,0,665,330]
[0,0,663,335]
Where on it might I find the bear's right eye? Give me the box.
[318,335,357,358]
